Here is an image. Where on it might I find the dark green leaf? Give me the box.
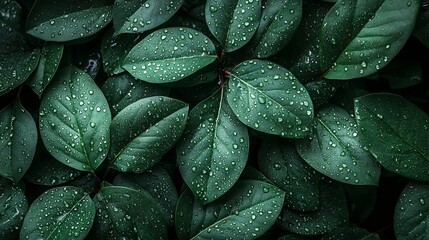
[321,227,380,240]
[20,186,95,240]
[0,0,22,27]
[91,185,167,240]
[0,100,37,182]
[227,59,314,138]
[305,78,343,109]
[113,0,183,34]
[109,96,188,172]
[162,63,218,88]
[39,65,111,171]
[413,10,429,48]
[177,90,249,203]
[205,0,261,52]
[343,185,377,224]
[380,57,422,89]
[175,180,285,240]
[354,93,429,181]
[123,27,217,83]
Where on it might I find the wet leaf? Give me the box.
[354,93,429,181]
[175,180,285,240]
[39,65,111,171]
[20,186,95,240]
[113,0,183,34]
[26,0,113,42]
[321,227,380,240]
[227,59,314,138]
[91,185,167,239]
[0,100,37,182]
[123,27,217,83]
[394,182,429,240]
[205,0,261,52]
[176,90,249,203]
[109,96,188,173]
[296,104,381,186]
[0,0,22,27]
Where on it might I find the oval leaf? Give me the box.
[20,186,95,240]
[123,27,217,83]
[39,65,111,171]
[0,100,37,182]
[354,93,429,181]
[109,96,188,173]
[227,59,314,138]
[177,90,249,203]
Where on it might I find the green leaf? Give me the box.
[394,182,429,240]
[25,0,113,42]
[227,59,314,138]
[26,43,64,96]
[205,0,261,52]
[176,90,249,203]
[162,63,218,88]
[20,186,95,240]
[109,96,188,172]
[113,0,184,34]
[354,93,429,181]
[0,0,22,27]
[0,100,37,182]
[343,185,377,224]
[379,57,422,89]
[305,78,342,109]
[248,0,302,58]
[296,104,381,185]
[175,180,285,240]
[39,65,111,171]
[91,185,167,240]
[323,0,420,79]
[123,27,217,83]
[321,227,380,240]
[413,10,429,48]
[0,178,28,240]
[258,139,321,211]
[278,181,349,235]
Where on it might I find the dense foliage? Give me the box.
[0,0,428,239]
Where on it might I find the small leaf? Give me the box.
[205,0,261,52]
[91,185,167,239]
[354,93,429,182]
[39,65,111,171]
[0,100,37,182]
[177,90,249,203]
[20,186,95,240]
[321,227,380,240]
[394,182,429,240]
[227,59,314,138]
[0,0,22,27]
[123,27,217,83]
[109,96,188,173]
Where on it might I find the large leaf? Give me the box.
[91,185,167,239]
[113,0,184,34]
[354,93,429,181]
[123,27,217,83]
[205,0,261,52]
[25,0,113,42]
[175,180,285,240]
[109,96,188,172]
[227,59,314,138]
[394,182,429,240]
[20,186,95,240]
[0,100,37,182]
[177,90,249,203]
[296,104,381,185]
[39,65,111,171]
[323,0,420,79]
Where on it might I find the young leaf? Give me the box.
[321,227,380,240]
[39,65,111,171]
[354,93,429,182]
[205,0,261,52]
[226,59,314,138]
[25,0,113,42]
[20,186,95,240]
[91,185,167,239]
[176,90,249,203]
[123,27,217,83]
[175,180,285,240]
[113,0,184,34]
[296,104,381,186]
[394,182,429,240]
[0,178,28,240]
[109,96,188,173]
[0,100,37,182]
